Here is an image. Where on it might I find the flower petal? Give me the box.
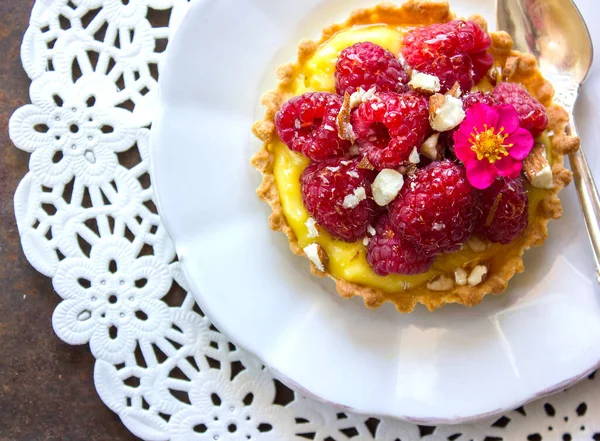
[454,139,477,163]
[466,161,498,189]
[467,103,499,131]
[495,156,523,178]
[453,128,476,160]
[506,128,535,160]
[496,104,520,133]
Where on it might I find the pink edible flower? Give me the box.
[453,103,534,189]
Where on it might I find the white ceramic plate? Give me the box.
[151,0,600,424]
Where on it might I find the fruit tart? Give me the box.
[251,0,580,312]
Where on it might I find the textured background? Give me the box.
[0,1,137,439]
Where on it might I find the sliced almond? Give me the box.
[523,143,553,189]
[337,93,356,142]
[427,275,454,291]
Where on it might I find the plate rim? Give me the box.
[150,0,600,424]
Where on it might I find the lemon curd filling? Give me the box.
[272,24,549,293]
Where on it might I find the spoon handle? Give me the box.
[567,121,600,283]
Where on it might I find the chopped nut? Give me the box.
[467,265,489,286]
[349,86,377,108]
[304,243,328,272]
[398,163,418,177]
[429,94,465,132]
[502,56,520,81]
[408,146,420,164]
[337,93,356,142]
[409,72,441,94]
[447,82,462,98]
[455,268,468,286]
[523,143,553,189]
[488,65,503,86]
[467,236,489,253]
[349,144,360,156]
[305,217,319,238]
[429,93,445,114]
[371,169,404,206]
[427,275,454,291]
[419,133,441,160]
[357,156,375,170]
[342,187,367,209]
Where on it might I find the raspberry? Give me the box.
[462,91,498,109]
[402,20,493,92]
[335,42,409,96]
[389,160,477,254]
[275,92,351,161]
[493,82,549,136]
[367,214,435,276]
[352,92,430,169]
[476,176,529,244]
[301,157,376,242]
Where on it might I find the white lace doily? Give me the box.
[8,1,600,439]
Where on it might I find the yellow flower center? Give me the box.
[469,124,513,163]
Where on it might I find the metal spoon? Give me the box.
[497,0,600,281]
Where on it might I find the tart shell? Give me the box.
[251,0,579,312]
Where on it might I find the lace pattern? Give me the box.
[9,0,600,439]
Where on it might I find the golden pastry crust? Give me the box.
[251,0,579,312]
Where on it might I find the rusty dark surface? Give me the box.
[0,2,138,440]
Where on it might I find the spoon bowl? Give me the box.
[498,0,593,86]
[498,0,600,282]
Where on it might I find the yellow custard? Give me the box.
[272,24,549,293]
